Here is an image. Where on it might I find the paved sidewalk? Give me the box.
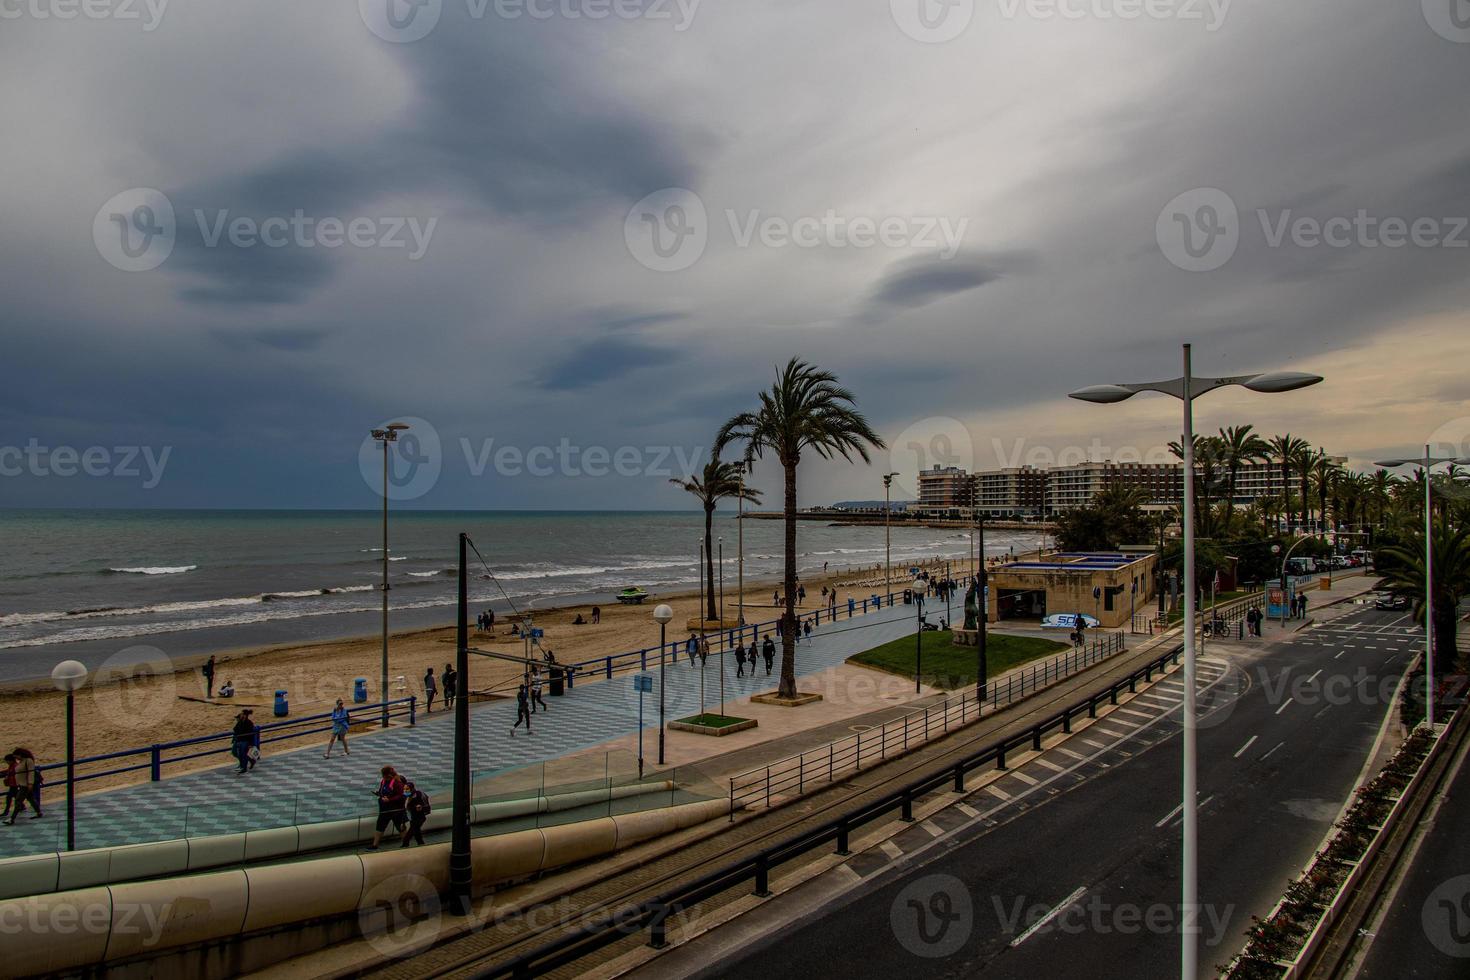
[0,600,945,858]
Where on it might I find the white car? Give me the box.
[1041,613,1101,630]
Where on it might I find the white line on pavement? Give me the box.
[1275,698,1294,716]
[1233,735,1259,758]
[1306,669,1322,684]
[1261,741,1285,760]
[1010,886,1088,948]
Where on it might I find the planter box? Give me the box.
[750,691,824,708]
[669,716,758,737]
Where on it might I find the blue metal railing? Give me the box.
[37,696,417,787]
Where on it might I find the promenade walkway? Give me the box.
[0,599,935,858]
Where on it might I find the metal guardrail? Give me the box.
[470,639,1184,979]
[36,696,417,786]
[727,632,1128,813]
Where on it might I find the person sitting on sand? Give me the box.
[573,613,586,625]
[217,680,235,698]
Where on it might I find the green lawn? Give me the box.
[847,631,1069,690]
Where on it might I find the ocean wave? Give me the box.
[104,565,197,576]
[0,584,378,629]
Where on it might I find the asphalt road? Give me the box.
[680,602,1422,979]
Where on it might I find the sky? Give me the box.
[2,0,1469,511]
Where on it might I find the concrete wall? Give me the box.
[990,555,1157,629]
[0,797,730,979]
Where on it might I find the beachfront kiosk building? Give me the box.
[986,551,1159,630]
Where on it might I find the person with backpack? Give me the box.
[367,766,407,850]
[401,780,431,847]
[762,636,776,676]
[510,684,533,735]
[324,699,351,759]
[232,711,254,774]
[423,667,438,713]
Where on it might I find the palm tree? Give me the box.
[1292,442,1318,532]
[670,454,763,623]
[1268,434,1310,532]
[719,359,884,700]
[1313,453,1342,538]
[1375,517,1470,673]
[1218,424,1270,528]
[1370,468,1394,527]
[1170,435,1227,536]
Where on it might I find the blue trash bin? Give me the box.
[354,677,368,703]
[274,690,289,717]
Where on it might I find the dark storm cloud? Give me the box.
[536,310,685,390]
[866,257,1003,310]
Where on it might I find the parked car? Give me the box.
[1041,613,1101,630]
[1374,593,1411,611]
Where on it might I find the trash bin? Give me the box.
[353,677,368,703]
[565,665,575,690]
[274,690,289,717]
[1320,576,1332,592]
[549,668,565,698]
[903,589,913,605]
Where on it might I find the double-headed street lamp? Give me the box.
[1373,448,1469,730]
[371,422,410,728]
[1070,343,1322,980]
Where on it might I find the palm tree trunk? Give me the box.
[704,502,718,623]
[1434,601,1459,675]
[780,460,798,699]
[1280,459,1292,531]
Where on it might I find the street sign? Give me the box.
[633,673,653,693]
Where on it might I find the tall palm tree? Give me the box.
[1370,468,1394,527]
[1292,442,1318,532]
[1218,424,1270,528]
[1269,434,1310,532]
[1313,453,1342,537]
[1170,435,1227,536]
[1375,517,1470,673]
[670,454,763,623]
[719,359,884,700]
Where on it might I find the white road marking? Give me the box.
[1234,735,1259,758]
[986,785,1012,802]
[1261,741,1285,761]
[880,840,904,860]
[955,803,980,818]
[1306,669,1323,684]
[1334,651,1344,660]
[1010,886,1089,948]
[1033,758,1065,773]
[1275,698,1294,716]
[1056,747,1088,762]
[1155,802,1184,828]
[1011,771,1039,786]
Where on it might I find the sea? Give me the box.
[0,510,1041,682]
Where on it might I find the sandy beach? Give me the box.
[0,558,981,794]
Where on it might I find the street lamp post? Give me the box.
[718,537,726,715]
[371,422,410,729]
[1071,345,1322,980]
[1374,448,1469,730]
[654,604,673,764]
[50,660,87,852]
[913,576,927,694]
[738,454,752,627]
[449,532,472,915]
[883,472,899,603]
[977,514,988,701]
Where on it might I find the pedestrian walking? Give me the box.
[591,606,601,624]
[686,633,699,668]
[1,753,16,820]
[735,641,746,678]
[441,663,457,711]
[367,766,407,850]
[797,585,806,605]
[423,667,438,713]
[401,781,431,847]
[510,684,533,735]
[4,748,41,823]
[231,711,254,774]
[803,619,813,641]
[202,655,216,699]
[531,670,548,712]
[325,699,351,758]
[698,634,710,667]
[762,636,775,676]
